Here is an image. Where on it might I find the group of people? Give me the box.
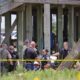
[23,40,71,71]
[0,44,19,74]
[0,39,71,73]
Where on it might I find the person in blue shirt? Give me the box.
[50,32,55,50]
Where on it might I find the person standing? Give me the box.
[8,45,19,72]
[0,44,12,75]
[23,41,37,71]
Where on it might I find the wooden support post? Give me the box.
[5,12,11,45]
[68,6,74,48]
[58,6,63,49]
[26,4,33,41]
[17,11,24,58]
[37,5,43,50]
[44,4,50,54]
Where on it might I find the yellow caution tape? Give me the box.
[0,59,80,62]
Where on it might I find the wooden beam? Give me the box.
[0,0,80,15]
[59,0,80,5]
[0,2,23,15]
[14,0,58,4]
[14,0,80,5]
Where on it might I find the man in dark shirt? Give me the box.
[53,42,71,59]
[23,41,37,70]
[59,42,71,59]
[24,48,37,60]
[8,45,19,72]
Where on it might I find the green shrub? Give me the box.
[0,66,79,80]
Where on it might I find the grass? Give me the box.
[0,65,79,80]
